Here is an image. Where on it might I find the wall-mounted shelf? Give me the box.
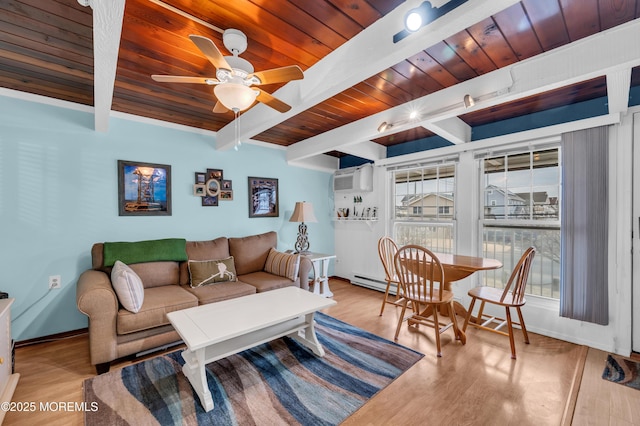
[332,217,378,229]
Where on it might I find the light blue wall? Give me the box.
[0,95,334,341]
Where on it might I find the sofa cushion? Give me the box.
[238,271,295,293]
[116,286,198,335]
[111,261,144,313]
[129,261,180,289]
[184,281,256,305]
[103,238,188,267]
[180,237,230,285]
[229,231,277,276]
[188,257,237,287]
[264,248,300,281]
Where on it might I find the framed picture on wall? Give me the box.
[118,160,171,216]
[248,177,279,218]
[202,168,223,206]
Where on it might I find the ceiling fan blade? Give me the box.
[189,34,232,71]
[212,102,229,114]
[151,75,219,84]
[248,65,304,85]
[256,90,291,113]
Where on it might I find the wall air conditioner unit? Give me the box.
[333,163,373,192]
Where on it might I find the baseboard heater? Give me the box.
[351,274,396,295]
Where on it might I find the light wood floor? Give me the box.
[5,279,640,425]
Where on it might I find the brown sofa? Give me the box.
[76,231,311,374]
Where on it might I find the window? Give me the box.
[481,148,561,299]
[392,163,456,252]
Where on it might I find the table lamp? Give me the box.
[289,201,318,254]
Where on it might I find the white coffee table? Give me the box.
[167,286,337,412]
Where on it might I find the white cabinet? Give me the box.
[0,299,19,425]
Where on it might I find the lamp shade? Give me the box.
[214,83,258,111]
[289,201,318,223]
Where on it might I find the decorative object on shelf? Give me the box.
[248,177,279,218]
[335,205,378,222]
[336,207,349,218]
[289,201,318,254]
[118,160,171,216]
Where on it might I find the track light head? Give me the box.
[377,122,392,133]
[404,2,435,33]
[464,94,475,108]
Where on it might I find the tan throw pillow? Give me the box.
[111,260,144,313]
[188,257,237,287]
[264,248,300,281]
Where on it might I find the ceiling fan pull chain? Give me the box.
[234,110,241,151]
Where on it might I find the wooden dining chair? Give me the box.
[462,247,536,359]
[393,245,464,357]
[377,236,404,316]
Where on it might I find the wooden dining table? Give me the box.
[432,252,503,318]
[398,250,502,343]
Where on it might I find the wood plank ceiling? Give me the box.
[1,0,639,162]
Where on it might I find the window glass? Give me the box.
[392,163,456,253]
[481,148,561,299]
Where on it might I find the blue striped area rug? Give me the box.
[83,313,423,425]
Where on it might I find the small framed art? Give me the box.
[248,177,278,218]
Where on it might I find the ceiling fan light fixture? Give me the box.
[214,83,258,111]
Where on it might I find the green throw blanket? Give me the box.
[103,238,188,267]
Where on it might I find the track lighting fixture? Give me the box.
[377,122,392,133]
[464,94,475,108]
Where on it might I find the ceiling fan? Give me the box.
[151,29,304,114]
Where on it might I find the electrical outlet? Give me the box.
[49,275,61,289]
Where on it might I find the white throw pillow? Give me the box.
[111,260,144,313]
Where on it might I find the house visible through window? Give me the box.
[481,148,561,299]
[391,163,456,252]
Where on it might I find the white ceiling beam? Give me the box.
[506,19,640,99]
[215,0,522,151]
[287,67,512,162]
[422,117,471,144]
[79,0,125,132]
[336,141,387,161]
[606,69,632,115]
[287,154,340,173]
[288,17,640,162]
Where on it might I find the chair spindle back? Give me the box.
[378,236,399,283]
[394,245,444,302]
[500,246,536,305]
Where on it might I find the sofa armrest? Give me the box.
[76,269,119,366]
[298,256,312,291]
